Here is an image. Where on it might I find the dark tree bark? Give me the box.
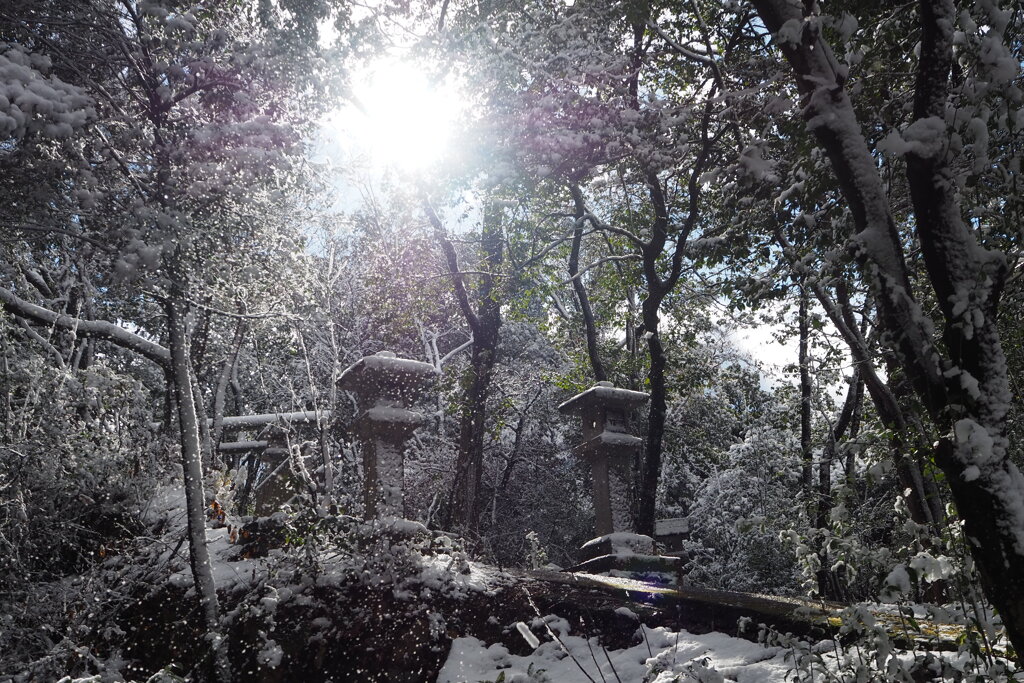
[165,259,230,681]
[426,201,503,534]
[568,183,608,383]
[845,375,864,485]
[635,299,668,536]
[817,371,860,532]
[753,0,1024,657]
[775,230,943,533]
[798,283,813,490]
[616,154,713,537]
[815,370,860,600]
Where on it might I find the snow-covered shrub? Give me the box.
[0,355,158,587]
[757,603,1019,682]
[683,421,802,595]
[0,349,161,675]
[216,510,481,680]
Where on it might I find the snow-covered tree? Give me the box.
[1,1,345,676]
[743,0,1024,654]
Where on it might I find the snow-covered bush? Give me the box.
[757,603,1019,682]
[0,348,164,676]
[683,420,803,595]
[0,354,159,589]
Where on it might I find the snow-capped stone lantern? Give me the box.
[558,381,649,537]
[338,351,437,519]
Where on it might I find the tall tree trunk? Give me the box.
[845,375,864,485]
[879,350,946,527]
[817,373,860,531]
[427,201,503,533]
[636,292,667,537]
[210,320,246,467]
[1,339,11,444]
[798,283,813,490]
[166,268,230,681]
[569,184,607,382]
[816,371,860,600]
[452,335,499,532]
[193,377,214,470]
[321,357,338,505]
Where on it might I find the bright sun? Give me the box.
[329,59,464,174]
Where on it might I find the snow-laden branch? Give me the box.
[580,210,645,249]
[515,225,576,270]
[0,285,170,366]
[15,316,66,369]
[217,410,330,429]
[647,20,716,66]
[423,199,482,334]
[438,335,474,369]
[7,222,114,252]
[548,290,571,320]
[559,254,642,285]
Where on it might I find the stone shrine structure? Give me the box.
[338,351,437,518]
[250,429,292,516]
[558,381,649,537]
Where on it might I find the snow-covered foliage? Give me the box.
[0,44,93,139]
[440,619,795,683]
[441,607,1020,683]
[683,415,803,595]
[0,348,161,670]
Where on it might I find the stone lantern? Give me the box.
[338,351,437,518]
[558,381,649,536]
[251,430,292,516]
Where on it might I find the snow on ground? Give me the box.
[438,617,792,682]
[140,486,1018,682]
[142,485,503,598]
[143,485,270,591]
[437,619,1017,683]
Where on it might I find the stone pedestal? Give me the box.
[338,351,437,519]
[251,433,293,516]
[558,381,649,536]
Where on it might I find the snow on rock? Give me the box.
[438,623,792,683]
[416,553,506,597]
[582,532,655,555]
[614,606,639,621]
